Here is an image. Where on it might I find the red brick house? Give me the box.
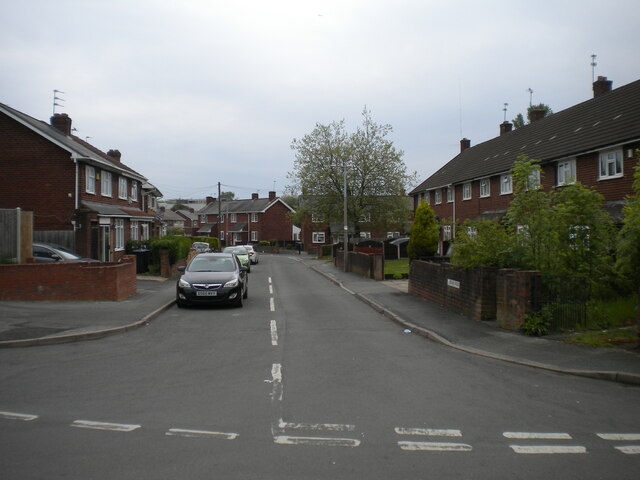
[410,76,640,253]
[0,103,163,261]
[197,192,295,246]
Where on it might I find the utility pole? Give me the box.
[343,161,348,272]
[218,182,222,247]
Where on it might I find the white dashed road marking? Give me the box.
[503,432,573,440]
[396,426,471,452]
[270,320,278,346]
[166,428,239,440]
[597,433,640,454]
[509,445,587,454]
[274,435,361,447]
[71,420,141,432]
[0,411,38,421]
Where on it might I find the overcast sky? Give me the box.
[2,0,639,201]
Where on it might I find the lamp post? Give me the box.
[342,160,348,272]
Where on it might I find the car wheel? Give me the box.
[233,291,244,308]
[243,284,248,299]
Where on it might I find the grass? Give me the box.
[585,295,637,330]
[384,258,409,279]
[565,328,638,349]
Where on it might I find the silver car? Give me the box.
[240,245,259,264]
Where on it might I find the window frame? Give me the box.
[101,170,112,197]
[312,232,326,243]
[251,212,258,222]
[130,181,138,202]
[130,220,139,241]
[115,219,125,250]
[251,231,258,241]
[462,182,472,201]
[479,178,490,198]
[86,165,96,194]
[434,189,442,204]
[557,159,576,185]
[500,174,513,195]
[119,176,128,200]
[598,149,623,179]
[446,186,454,203]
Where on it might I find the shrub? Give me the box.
[407,202,438,260]
[520,307,552,336]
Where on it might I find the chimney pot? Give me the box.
[252,193,259,200]
[107,149,122,162]
[51,113,72,135]
[460,138,471,152]
[593,76,613,98]
[499,121,513,136]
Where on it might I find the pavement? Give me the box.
[1,256,639,386]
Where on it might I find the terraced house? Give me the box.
[197,192,295,246]
[0,103,163,261]
[410,76,640,254]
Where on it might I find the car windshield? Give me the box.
[224,247,248,255]
[43,244,82,260]
[187,257,236,272]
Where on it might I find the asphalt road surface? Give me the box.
[1,254,638,479]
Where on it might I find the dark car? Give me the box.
[32,242,98,263]
[176,252,248,308]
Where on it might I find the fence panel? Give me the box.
[0,209,18,261]
[535,275,590,330]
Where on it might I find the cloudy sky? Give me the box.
[2,0,639,201]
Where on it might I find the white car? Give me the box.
[240,245,259,264]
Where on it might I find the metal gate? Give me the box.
[533,275,590,331]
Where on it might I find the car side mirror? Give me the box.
[240,266,248,272]
[177,266,186,272]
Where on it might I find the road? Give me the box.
[0,254,638,479]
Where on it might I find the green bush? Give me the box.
[408,202,438,260]
[259,240,271,246]
[520,307,552,336]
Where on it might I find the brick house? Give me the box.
[0,103,163,261]
[197,192,295,246]
[410,76,640,253]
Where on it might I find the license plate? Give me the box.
[196,290,217,297]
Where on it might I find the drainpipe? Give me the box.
[72,156,80,231]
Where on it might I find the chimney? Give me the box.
[107,149,122,162]
[529,108,547,123]
[252,193,259,200]
[593,76,613,98]
[206,196,216,204]
[460,138,470,152]
[269,191,276,200]
[499,121,513,136]
[50,113,72,135]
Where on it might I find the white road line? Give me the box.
[597,433,640,441]
[71,420,141,432]
[509,445,586,454]
[279,421,356,432]
[268,277,272,284]
[274,435,361,447]
[271,363,282,383]
[270,297,275,312]
[270,320,278,346]
[269,285,273,295]
[396,427,462,437]
[399,441,472,452]
[166,428,239,440]
[615,446,640,455]
[503,432,572,440]
[0,411,38,421]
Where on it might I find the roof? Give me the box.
[81,201,155,219]
[0,102,147,183]
[198,197,294,215]
[411,78,640,194]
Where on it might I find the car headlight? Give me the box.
[178,278,191,288]
[224,278,239,288]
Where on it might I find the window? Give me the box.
[443,225,452,240]
[230,213,237,223]
[311,213,324,223]
[527,170,541,190]
[434,189,442,204]
[312,232,325,243]
[251,212,258,222]
[387,232,400,238]
[119,177,128,199]
[130,221,139,241]
[360,213,371,223]
[423,192,430,205]
[447,187,454,203]
[131,181,138,202]
[101,171,112,197]
[200,215,207,223]
[569,225,590,249]
[220,230,225,239]
[500,174,512,194]
[462,182,472,200]
[480,178,490,198]
[360,232,371,239]
[141,223,149,241]
[557,159,576,185]
[598,149,623,179]
[251,231,258,241]
[86,166,95,194]
[466,226,477,240]
[115,219,124,250]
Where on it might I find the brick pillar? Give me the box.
[160,249,170,278]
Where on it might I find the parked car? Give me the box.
[240,245,259,264]
[32,242,98,263]
[176,252,248,308]
[191,241,212,254]
[223,246,251,272]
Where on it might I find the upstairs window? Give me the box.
[119,177,128,199]
[434,189,442,204]
[599,149,623,179]
[446,187,454,203]
[251,212,258,222]
[423,192,430,204]
[479,178,490,198]
[130,181,138,202]
[230,213,237,223]
[86,166,96,194]
[312,232,325,243]
[500,174,512,195]
[101,171,112,197]
[557,159,576,185]
[462,182,472,200]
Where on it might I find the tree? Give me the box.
[171,203,189,212]
[288,108,416,235]
[616,155,640,293]
[220,191,235,201]
[451,219,515,268]
[407,202,438,260]
[512,103,553,129]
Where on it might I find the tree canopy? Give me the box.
[512,103,553,129]
[287,108,416,235]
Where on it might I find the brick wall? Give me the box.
[0,256,137,301]
[409,260,498,321]
[496,269,540,330]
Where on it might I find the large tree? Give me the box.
[288,108,416,235]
